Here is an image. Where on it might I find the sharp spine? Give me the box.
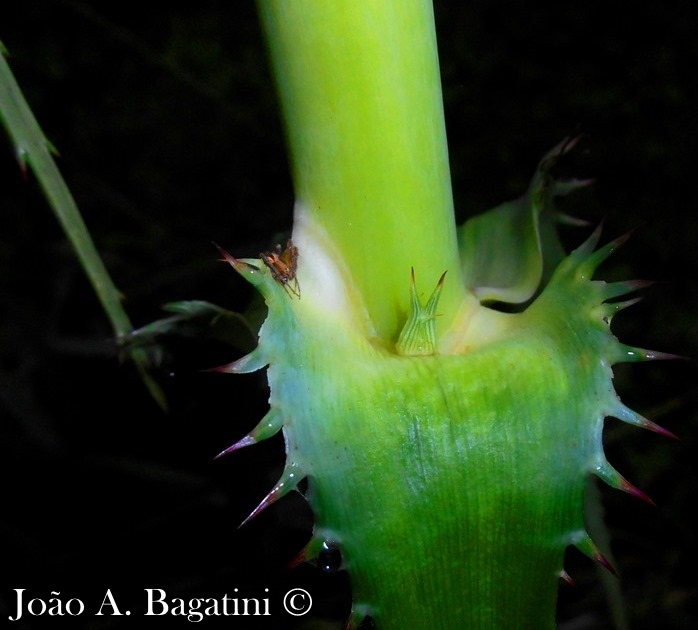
[214,408,283,459]
[207,347,268,374]
[572,223,604,261]
[610,402,678,439]
[214,434,256,459]
[572,532,618,576]
[601,296,643,317]
[558,570,576,587]
[594,459,655,505]
[602,279,654,300]
[612,344,685,363]
[239,460,304,527]
[583,231,631,272]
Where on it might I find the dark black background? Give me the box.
[1,1,696,628]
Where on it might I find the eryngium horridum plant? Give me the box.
[212,2,675,628]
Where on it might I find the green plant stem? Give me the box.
[257,0,474,342]
[0,43,166,409]
[236,4,653,628]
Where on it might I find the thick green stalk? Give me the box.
[257,0,473,342]
[0,12,663,630]
[226,2,667,629]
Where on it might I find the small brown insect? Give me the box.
[260,239,300,298]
